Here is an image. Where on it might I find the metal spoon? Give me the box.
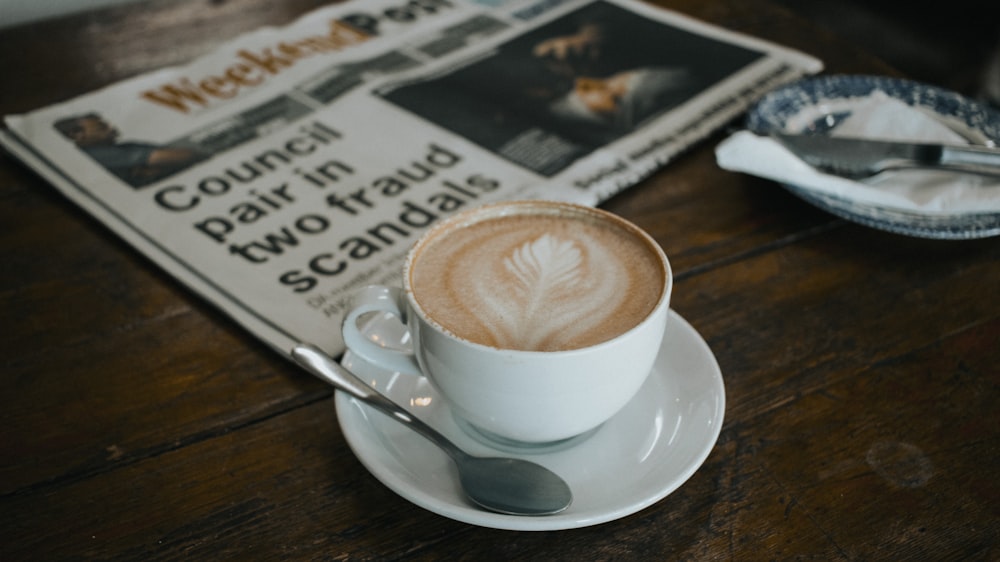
[291,343,573,516]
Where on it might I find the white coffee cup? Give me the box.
[341,200,672,448]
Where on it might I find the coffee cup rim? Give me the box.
[402,199,672,355]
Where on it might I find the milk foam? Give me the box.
[410,208,664,351]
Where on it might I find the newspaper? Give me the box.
[1,0,821,357]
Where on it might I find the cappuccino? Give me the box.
[408,202,666,352]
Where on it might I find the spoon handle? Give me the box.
[291,343,467,461]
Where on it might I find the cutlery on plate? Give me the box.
[770,132,1000,179]
[290,343,573,516]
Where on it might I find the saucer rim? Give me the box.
[334,309,726,531]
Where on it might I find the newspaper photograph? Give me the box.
[1,0,822,356]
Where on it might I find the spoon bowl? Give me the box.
[291,343,573,516]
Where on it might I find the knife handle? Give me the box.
[940,145,1000,177]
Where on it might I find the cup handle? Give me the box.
[341,285,422,375]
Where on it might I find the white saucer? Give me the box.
[336,309,725,531]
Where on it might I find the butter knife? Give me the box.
[771,132,1000,179]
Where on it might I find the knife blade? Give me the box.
[770,132,1000,179]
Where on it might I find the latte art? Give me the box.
[410,206,664,351]
[482,232,625,350]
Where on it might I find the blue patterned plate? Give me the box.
[746,75,1000,239]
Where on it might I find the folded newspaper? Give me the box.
[1,0,821,356]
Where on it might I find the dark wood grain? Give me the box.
[2,0,996,559]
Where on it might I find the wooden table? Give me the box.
[2,0,997,558]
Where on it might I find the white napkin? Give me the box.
[715,93,1000,214]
